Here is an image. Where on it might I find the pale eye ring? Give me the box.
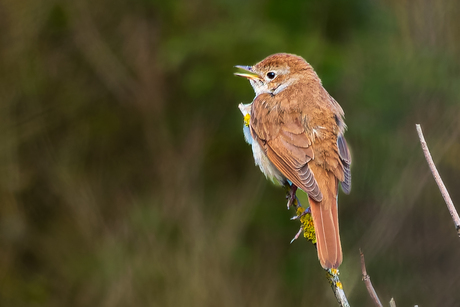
[266,71,276,79]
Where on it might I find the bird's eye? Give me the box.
[266,72,276,79]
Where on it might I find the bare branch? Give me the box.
[325,268,351,307]
[416,124,460,237]
[360,249,383,307]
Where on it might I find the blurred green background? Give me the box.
[1,0,460,306]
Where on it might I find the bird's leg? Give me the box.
[285,184,298,210]
[284,183,315,244]
[290,206,315,244]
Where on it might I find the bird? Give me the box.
[235,53,351,269]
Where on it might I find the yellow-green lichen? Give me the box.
[296,207,316,244]
[244,114,250,127]
[326,268,340,286]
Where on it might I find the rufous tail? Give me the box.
[308,169,342,269]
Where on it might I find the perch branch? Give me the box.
[360,249,383,307]
[289,189,350,307]
[325,268,351,307]
[416,124,460,237]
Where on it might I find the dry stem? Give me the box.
[360,249,383,307]
[416,124,460,237]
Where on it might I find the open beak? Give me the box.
[234,65,261,81]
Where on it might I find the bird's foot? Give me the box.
[291,206,311,220]
[286,185,298,210]
[290,226,303,244]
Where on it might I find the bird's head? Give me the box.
[235,53,314,96]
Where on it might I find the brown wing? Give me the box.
[250,94,322,201]
[337,135,351,194]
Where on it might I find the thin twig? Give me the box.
[360,249,383,307]
[416,124,460,237]
[389,298,397,307]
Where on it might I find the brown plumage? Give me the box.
[236,53,351,269]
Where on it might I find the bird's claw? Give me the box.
[291,205,310,220]
[290,227,303,244]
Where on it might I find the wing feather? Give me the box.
[265,141,322,201]
[337,135,351,194]
[251,94,322,201]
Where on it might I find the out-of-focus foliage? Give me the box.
[1,0,460,306]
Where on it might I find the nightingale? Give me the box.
[235,53,351,269]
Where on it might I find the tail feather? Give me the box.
[308,169,342,269]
